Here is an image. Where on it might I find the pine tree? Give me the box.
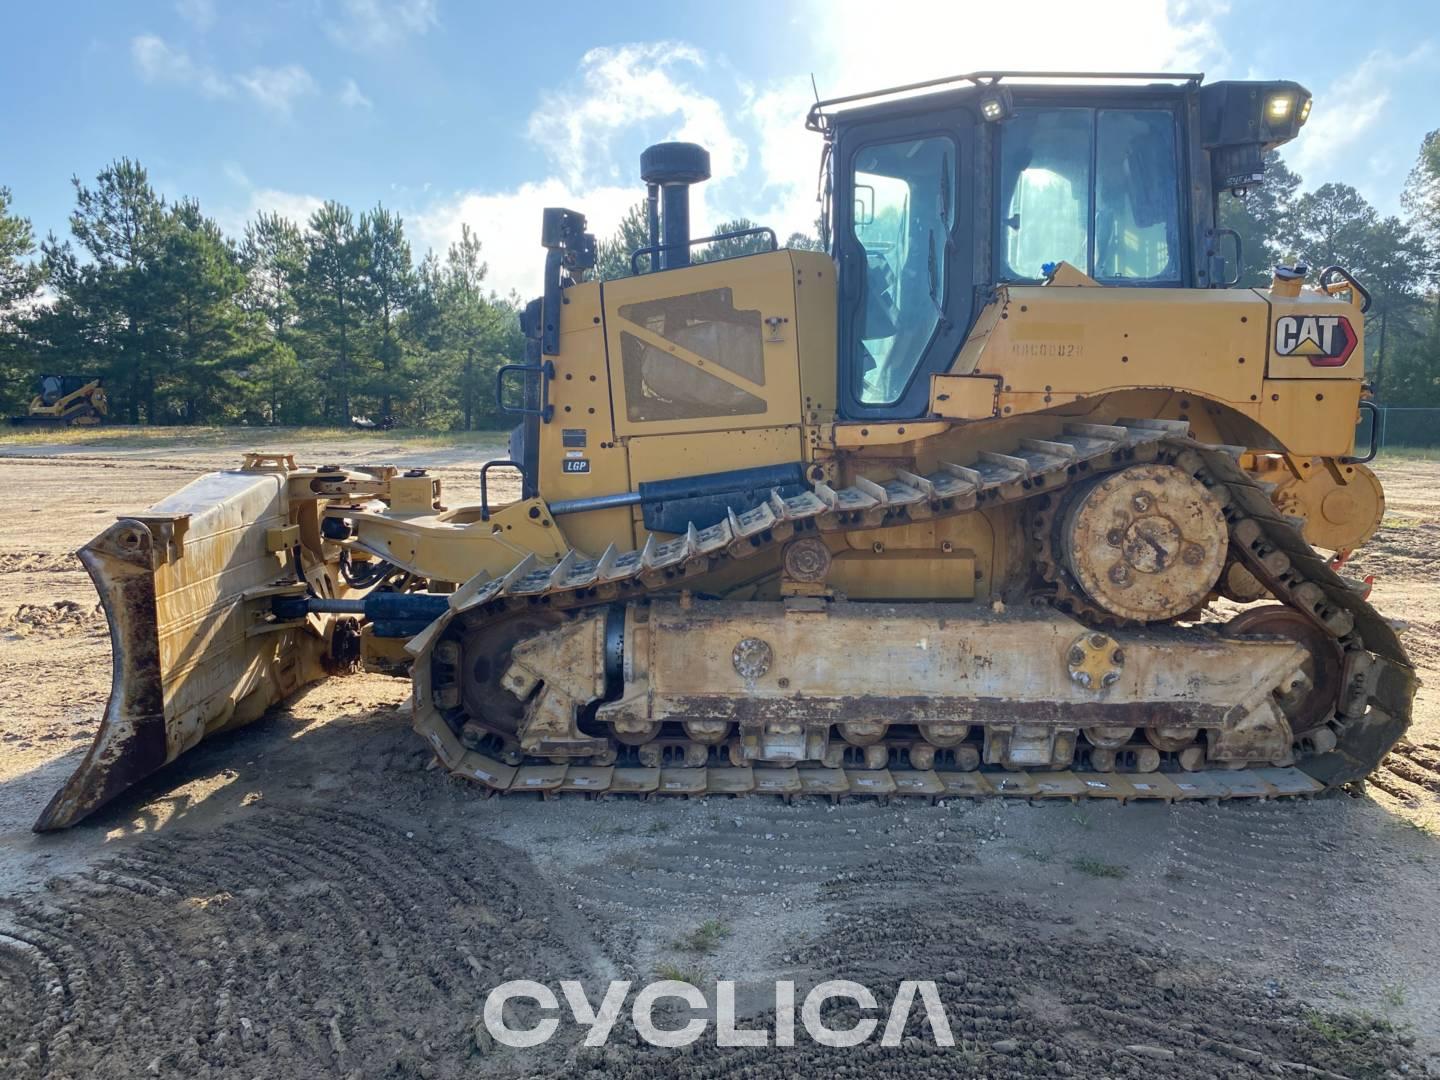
[240,211,307,423]
[0,187,42,412]
[594,202,651,281]
[150,199,259,422]
[301,201,365,422]
[358,205,414,419]
[40,159,168,422]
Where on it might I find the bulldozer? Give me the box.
[37,71,1415,830]
[9,374,108,427]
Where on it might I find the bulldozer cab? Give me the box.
[814,72,1311,419]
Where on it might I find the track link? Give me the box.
[411,422,1416,802]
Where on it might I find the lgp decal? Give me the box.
[1273,315,1357,367]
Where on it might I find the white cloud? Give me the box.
[339,77,373,109]
[327,0,437,51]
[410,180,641,299]
[214,184,328,239]
[236,65,317,113]
[249,187,327,227]
[132,34,316,113]
[131,34,232,98]
[174,0,216,31]
[528,42,747,190]
[1288,44,1433,183]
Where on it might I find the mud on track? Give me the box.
[0,432,1437,1079]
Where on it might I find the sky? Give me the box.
[2,0,1436,299]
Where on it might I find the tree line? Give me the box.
[1,134,1438,426]
[0,160,528,427]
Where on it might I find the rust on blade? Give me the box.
[35,520,170,831]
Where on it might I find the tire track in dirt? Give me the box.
[588,898,1418,1078]
[0,552,78,574]
[1374,739,1440,800]
[0,807,594,1079]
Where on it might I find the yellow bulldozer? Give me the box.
[38,71,1415,830]
[9,374,108,427]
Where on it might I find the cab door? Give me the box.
[834,110,975,420]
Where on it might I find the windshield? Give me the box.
[849,135,956,405]
[1000,106,1181,283]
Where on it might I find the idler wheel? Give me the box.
[1223,605,1344,735]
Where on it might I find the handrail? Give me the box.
[494,360,555,422]
[1317,265,1372,314]
[480,459,525,522]
[806,70,1203,130]
[630,226,778,275]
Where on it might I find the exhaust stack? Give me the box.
[640,142,710,270]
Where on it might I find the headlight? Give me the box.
[1298,96,1312,124]
[1266,93,1294,121]
[981,97,1005,121]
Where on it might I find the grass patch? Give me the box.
[654,962,705,985]
[1380,983,1407,1009]
[1070,856,1128,879]
[1302,1007,1400,1043]
[672,919,731,955]
[1299,1009,1410,1080]
[1379,513,1423,530]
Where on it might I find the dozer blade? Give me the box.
[36,470,333,831]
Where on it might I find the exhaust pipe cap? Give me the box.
[640,142,711,186]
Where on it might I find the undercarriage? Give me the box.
[409,421,1415,802]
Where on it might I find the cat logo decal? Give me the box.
[1273,315,1357,367]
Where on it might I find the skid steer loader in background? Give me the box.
[9,374,108,427]
[38,70,1415,830]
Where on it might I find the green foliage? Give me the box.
[594,202,651,281]
[671,919,731,954]
[10,158,523,427]
[1401,128,1440,254]
[0,187,42,412]
[1069,856,1127,879]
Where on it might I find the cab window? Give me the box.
[1000,106,1182,283]
[849,135,957,405]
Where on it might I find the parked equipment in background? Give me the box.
[352,414,398,431]
[40,72,1414,830]
[10,375,108,427]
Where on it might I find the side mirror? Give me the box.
[1206,228,1243,288]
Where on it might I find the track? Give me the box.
[413,424,1417,801]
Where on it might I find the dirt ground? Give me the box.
[0,429,1436,1079]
